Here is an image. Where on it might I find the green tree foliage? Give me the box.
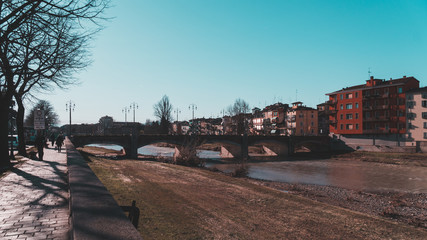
[24,100,58,129]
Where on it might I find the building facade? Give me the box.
[326,76,419,136]
[286,102,318,136]
[406,87,427,142]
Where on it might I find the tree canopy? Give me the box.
[0,0,109,165]
[24,100,58,128]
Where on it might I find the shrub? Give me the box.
[231,164,248,178]
[174,141,205,167]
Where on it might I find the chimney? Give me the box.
[370,76,374,80]
[403,76,406,78]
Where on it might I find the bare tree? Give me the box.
[227,98,250,135]
[0,1,109,165]
[153,95,173,134]
[227,98,250,116]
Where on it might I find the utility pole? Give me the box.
[66,100,75,136]
[122,107,129,122]
[130,102,138,123]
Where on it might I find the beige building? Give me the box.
[286,102,318,136]
[406,87,427,142]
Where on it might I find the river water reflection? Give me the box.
[87,144,427,193]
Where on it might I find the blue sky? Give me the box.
[39,0,427,124]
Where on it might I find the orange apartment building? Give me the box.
[326,76,419,136]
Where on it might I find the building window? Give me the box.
[340,114,343,120]
[407,95,414,100]
[355,92,358,98]
[423,112,427,119]
[424,122,427,129]
[340,104,343,110]
[385,123,389,130]
[398,87,403,94]
[346,103,352,109]
[300,122,303,126]
[422,101,427,108]
[355,103,359,109]
[346,93,353,99]
[346,114,353,119]
[407,113,415,120]
[422,93,427,99]
[408,101,414,109]
[340,124,343,130]
[355,113,359,119]
[346,124,353,130]
[355,124,359,130]
[311,122,314,126]
[340,94,343,100]
[424,132,427,139]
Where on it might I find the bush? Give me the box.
[231,164,248,178]
[174,142,205,167]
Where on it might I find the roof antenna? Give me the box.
[368,67,372,78]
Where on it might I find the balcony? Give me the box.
[326,100,337,105]
[287,116,296,122]
[363,116,388,122]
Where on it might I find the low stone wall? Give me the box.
[66,138,142,240]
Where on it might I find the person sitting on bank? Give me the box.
[35,134,45,161]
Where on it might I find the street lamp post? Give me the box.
[189,104,197,134]
[130,102,138,123]
[174,108,181,122]
[66,100,75,136]
[189,104,197,120]
[122,107,129,122]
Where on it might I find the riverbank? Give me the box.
[80,149,426,239]
[332,151,427,167]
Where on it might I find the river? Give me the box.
[87,144,427,193]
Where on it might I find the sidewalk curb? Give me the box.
[66,138,142,240]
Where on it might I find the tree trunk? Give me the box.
[0,97,11,167]
[15,95,27,156]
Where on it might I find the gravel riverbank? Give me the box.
[252,180,427,230]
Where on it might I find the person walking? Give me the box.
[35,133,45,161]
[49,133,55,147]
[56,133,64,152]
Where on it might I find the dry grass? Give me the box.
[86,155,427,239]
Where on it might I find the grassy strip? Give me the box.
[85,154,427,239]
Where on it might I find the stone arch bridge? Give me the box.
[70,134,331,159]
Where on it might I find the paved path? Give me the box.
[0,147,69,239]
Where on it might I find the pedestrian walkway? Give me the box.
[0,147,69,239]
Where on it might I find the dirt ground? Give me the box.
[84,153,427,240]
